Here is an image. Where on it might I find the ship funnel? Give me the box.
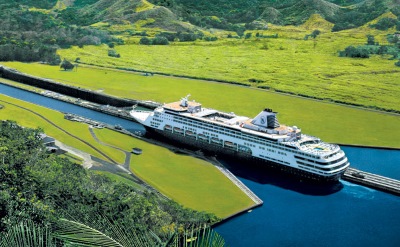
[251,109,280,128]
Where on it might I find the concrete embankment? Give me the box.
[0,65,160,109]
[342,167,400,196]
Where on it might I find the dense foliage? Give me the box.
[0,2,121,63]
[0,121,218,239]
[150,0,398,31]
[0,0,399,63]
[330,0,388,31]
[339,34,400,62]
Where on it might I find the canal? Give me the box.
[1,82,399,246]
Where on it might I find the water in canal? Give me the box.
[1,82,399,246]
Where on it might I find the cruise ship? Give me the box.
[130,95,349,182]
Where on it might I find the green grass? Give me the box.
[52,24,400,112]
[58,152,84,164]
[0,94,125,163]
[93,171,144,191]
[2,62,400,148]
[92,128,254,218]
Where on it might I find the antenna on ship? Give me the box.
[180,94,191,107]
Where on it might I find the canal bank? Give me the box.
[0,81,255,218]
[2,77,400,199]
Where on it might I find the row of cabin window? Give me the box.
[172,115,320,159]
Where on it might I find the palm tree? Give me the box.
[0,218,227,247]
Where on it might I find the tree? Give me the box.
[139,37,151,45]
[311,30,321,39]
[370,18,397,30]
[235,28,245,38]
[339,46,370,58]
[108,49,120,58]
[367,35,376,45]
[245,33,252,39]
[152,36,169,45]
[60,59,74,71]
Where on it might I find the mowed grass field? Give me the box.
[55,24,400,112]
[0,93,254,218]
[2,62,400,148]
[93,128,254,218]
[0,94,124,163]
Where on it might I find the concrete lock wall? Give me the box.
[0,66,137,107]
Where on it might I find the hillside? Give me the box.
[1,0,399,65]
[155,0,399,30]
[55,0,194,31]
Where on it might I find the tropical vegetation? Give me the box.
[0,120,224,246]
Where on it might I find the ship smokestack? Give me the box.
[251,108,280,128]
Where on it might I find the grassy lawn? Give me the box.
[58,152,84,164]
[93,128,255,218]
[0,94,125,163]
[52,24,400,112]
[2,62,400,148]
[93,171,145,191]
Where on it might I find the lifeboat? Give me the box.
[185,130,196,137]
[224,141,237,148]
[185,130,195,135]
[164,125,172,131]
[198,134,208,140]
[173,127,184,134]
[211,137,222,144]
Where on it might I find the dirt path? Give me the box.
[88,126,131,169]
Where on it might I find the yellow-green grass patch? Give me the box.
[93,128,255,218]
[52,25,400,112]
[58,152,84,164]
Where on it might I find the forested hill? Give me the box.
[150,0,400,31]
[1,0,399,64]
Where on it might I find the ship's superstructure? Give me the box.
[131,95,349,182]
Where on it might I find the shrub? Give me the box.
[139,37,151,45]
[339,46,370,58]
[152,36,169,45]
[204,36,218,41]
[370,18,397,30]
[108,49,120,58]
[60,59,74,70]
[395,60,400,67]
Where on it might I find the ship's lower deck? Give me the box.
[145,127,344,183]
